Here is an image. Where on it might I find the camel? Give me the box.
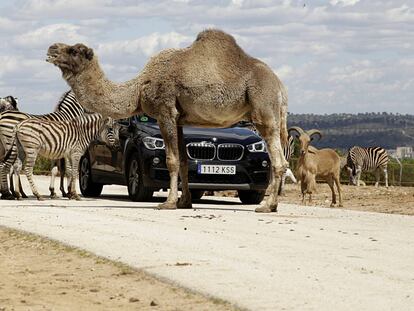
[46,29,288,212]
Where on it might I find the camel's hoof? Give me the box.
[74,195,82,201]
[157,202,177,210]
[255,205,277,213]
[50,194,57,199]
[177,200,192,209]
[330,203,335,208]
[338,204,344,207]
[37,196,45,201]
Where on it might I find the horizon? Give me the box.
[0,0,413,115]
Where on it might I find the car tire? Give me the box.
[190,189,204,200]
[238,190,265,204]
[127,152,153,201]
[79,155,103,197]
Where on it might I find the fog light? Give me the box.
[262,160,268,167]
[153,157,160,165]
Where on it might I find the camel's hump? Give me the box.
[195,29,237,44]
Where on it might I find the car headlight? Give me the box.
[247,140,267,153]
[143,137,165,150]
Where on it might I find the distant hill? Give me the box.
[287,112,414,151]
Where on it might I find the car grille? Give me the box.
[217,144,244,161]
[186,142,215,160]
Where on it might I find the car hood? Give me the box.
[137,123,262,145]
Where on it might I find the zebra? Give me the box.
[10,113,120,200]
[0,91,85,199]
[0,96,18,113]
[346,146,389,187]
[279,135,297,195]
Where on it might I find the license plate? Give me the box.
[197,164,236,175]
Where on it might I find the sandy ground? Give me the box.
[0,227,238,311]
[0,176,413,311]
[217,183,414,215]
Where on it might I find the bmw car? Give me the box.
[79,115,271,204]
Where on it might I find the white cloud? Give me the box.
[13,23,88,48]
[330,0,360,7]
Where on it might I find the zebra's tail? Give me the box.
[3,125,25,164]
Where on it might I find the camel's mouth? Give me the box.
[46,53,57,63]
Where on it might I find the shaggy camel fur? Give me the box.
[47,29,288,212]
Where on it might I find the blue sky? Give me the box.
[0,0,413,114]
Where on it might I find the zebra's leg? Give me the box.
[0,163,14,200]
[12,160,23,200]
[49,164,58,199]
[23,153,44,201]
[68,154,81,200]
[356,168,362,187]
[326,176,336,207]
[374,169,380,187]
[59,158,68,197]
[9,166,16,197]
[383,168,388,188]
[64,156,73,199]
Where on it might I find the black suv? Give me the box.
[79,115,270,204]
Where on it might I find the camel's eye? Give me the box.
[68,47,77,55]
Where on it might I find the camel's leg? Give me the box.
[157,110,180,210]
[254,122,287,213]
[334,174,343,207]
[49,165,58,199]
[177,126,192,209]
[67,155,81,200]
[383,167,388,188]
[327,176,336,207]
[278,172,287,196]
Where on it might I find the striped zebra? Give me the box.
[346,146,389,187]
[279,135,297,195]
[11,113,120,200]
[0,91,85,199]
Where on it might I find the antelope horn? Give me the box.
[307,129,322,141]
[288,126,305,137]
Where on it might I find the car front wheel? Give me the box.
[127,153,153,201]
[190,189,204,200]
[79,156,103,197]
[238,190,265,204]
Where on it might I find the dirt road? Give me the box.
[0,176,413,311]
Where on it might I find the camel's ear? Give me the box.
[85,48,94,60]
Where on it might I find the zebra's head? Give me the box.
[0,96,18,113]
[288,126,322,156]
[99,118,121,150]
[47,43,94,75]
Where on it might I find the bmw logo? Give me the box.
[212,137,217,142]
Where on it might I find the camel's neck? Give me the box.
[65,58,142,119]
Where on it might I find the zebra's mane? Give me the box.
[53,90,79,112]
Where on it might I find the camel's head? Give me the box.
[47,43,94,75]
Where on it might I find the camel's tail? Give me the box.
[279,90,288,147]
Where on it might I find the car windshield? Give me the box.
[136,115,157,123]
